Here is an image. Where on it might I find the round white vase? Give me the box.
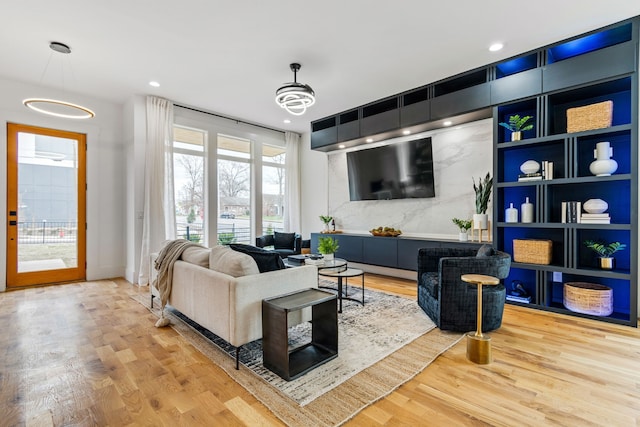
[459,232,468,242]
[521,197,534,223]
[323,253,334,261]
[520,160,540,175]
[590,141,618,176]
[583,198,608,214]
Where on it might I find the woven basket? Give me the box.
[566,100,613,133]
[513,239,552,265]
[563,282,613,316]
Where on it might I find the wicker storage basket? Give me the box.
[563,282,613,316]
[566,100,613,133]
[513,239,552,264]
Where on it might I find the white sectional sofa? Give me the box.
[151,245,318,367]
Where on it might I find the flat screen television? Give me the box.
[346,137,435,201]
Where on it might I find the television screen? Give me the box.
[346,137,435,201]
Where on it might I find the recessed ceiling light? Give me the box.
[443,121,453,126]
[283,119,291,124]
[149,81,160,87]
[403,130,411,135]
[366,138,374,143]
[338,144,345,149]
[489,43,504,52]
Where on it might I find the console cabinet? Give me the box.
[310,233,482,271]
[493,20,638,326]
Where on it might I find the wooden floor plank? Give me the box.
[0,275,638,426]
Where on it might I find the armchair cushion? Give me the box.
[476,244,495,257]
[229,244,285,273]
[274,232,296,250]
[421,272,439,299]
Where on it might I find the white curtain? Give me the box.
[138,96,176,285]
[283,131,301,232]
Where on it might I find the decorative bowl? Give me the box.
[370,228,402,237]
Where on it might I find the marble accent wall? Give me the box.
[327,119,493,239]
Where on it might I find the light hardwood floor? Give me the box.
[1,275,638,426]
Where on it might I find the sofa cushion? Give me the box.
[180,246,210,267]
[209,245,259,277]
[274,232,296,250]
[229,244,285,273]
[476,244,495,258]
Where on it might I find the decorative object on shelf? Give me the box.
[520,160,540,175]
[369,226,402,237]
[505,203,518,223]
[566,100,613,133]
[513,239,552,265]
[507,280,531,303]
[521,197,534,223]
[499,114,534,142]
[561,201,582,223]
[563,282,613,316]
[589,141,618,176]
[451,218,472,241]
[319,215,333,232]
[583,198,608,214]
[541,160,554,180]
[581,199,610,224]
[472,172,492,231]
[583,240,626,270]
[275,63,315,116]
[317,236,339,261]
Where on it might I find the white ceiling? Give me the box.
[2,1,640,134]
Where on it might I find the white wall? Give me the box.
[301,119,493,240]
[0,78,126,290]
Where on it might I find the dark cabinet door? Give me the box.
[543,42,636,93]
[491,68,542,105]
[431,83,491,119]
[363,237,397,267]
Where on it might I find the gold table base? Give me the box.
[461,273,500,365]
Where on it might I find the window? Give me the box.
[173,126,205,244]
[173,107,289,247]
[217,134,251,245]
[262,145,286,234]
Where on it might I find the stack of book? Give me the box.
[506,294,531,303]
[581,213,611,224]
[541,161,554,180]
[518,172,543,182]
[561,201,582,223]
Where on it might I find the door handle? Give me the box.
[9,220,16,226]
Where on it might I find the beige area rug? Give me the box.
[132,287,463,426]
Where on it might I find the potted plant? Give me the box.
[472,172,493,230]
[499,114,534,141]
[317,236,339,261]
[584,240,626,270]
[319,215,333,232]
[452,218,472,241]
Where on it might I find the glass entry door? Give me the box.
[6,123,86,287]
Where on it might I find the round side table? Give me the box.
[461,273,500,364]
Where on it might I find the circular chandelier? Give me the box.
[275,63,315,116]
[23,42,95,119]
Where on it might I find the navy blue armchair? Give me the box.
[255,232,302,258]
[417,246,511,332]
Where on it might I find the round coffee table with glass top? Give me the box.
[318,259,364,313]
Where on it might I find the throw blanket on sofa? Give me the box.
[153,239,203,327]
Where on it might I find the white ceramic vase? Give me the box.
[521,197,534,223]
[323,253,334,261]
[589,141,618,176]
[459,232,468,242]
[583,198,608,214]
[520,160,540,175]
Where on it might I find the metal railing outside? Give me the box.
[18,221,77,244]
